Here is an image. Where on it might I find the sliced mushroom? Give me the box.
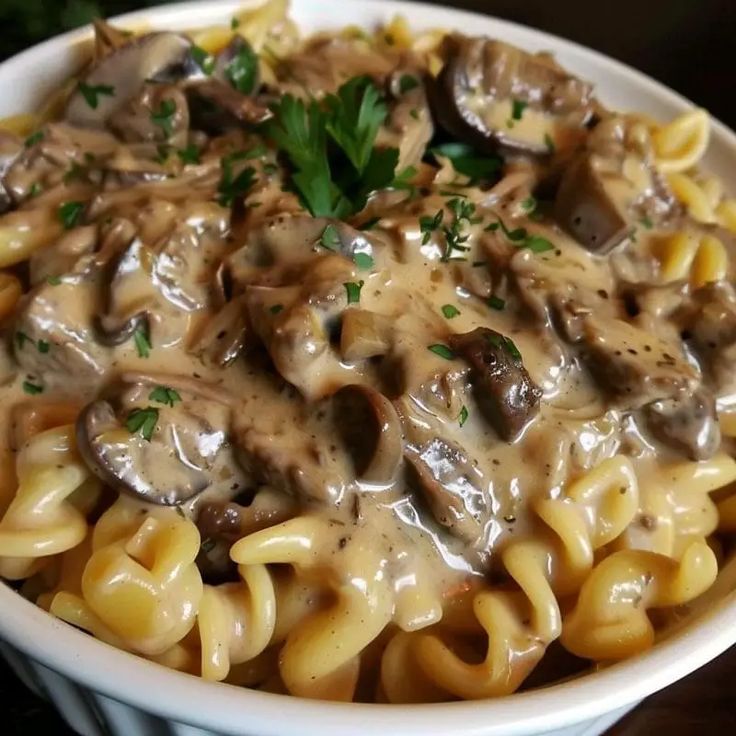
[0,131,23,213]
[76,378,244,506]
[644,387,720,461]
[449,327,542,441]
[187,80,272,131]
[330,385,402,484]
[432,35,594,155]
[405,437,488,547]
[340,309,392,361]
[188,297,247,368]
[66,32,194,128]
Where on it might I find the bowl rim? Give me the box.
[1,1,736,734]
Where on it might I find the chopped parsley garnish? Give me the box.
[226,43,259,94]
[150,99,177,138]
[149,385,182,408]
[458,405,469,427]
[191,45,215,75]
[29,182,42,198]
[344,280,364,304]
[391,165,418,196]
[419,209,444,245]
[320,224,341,251]
[441,198,479,262]
[63,162,86,183]
[398,74,419,93]
[487,332,522,361]
[544,133,556,154]
[431,142,502,183]
[126,407,159,441]
[24,130,44,147]
[15,331,31,349]
[37,340,50,354]
[428,343,455,360]
[177,144,201,165]
[46,275,62,286]
[520,195,537,214]
[266,76,400,217]
[441,304,460,319]
[78,82,115,109]
[269,304,284,315]
[218,155,256,207]
[410,108,420,120]
[640,215,654,229]
[22,380,43,395]
[488,295,505,310]
[133,327,151,358]
[487,217,554,253]
[511,99,528,121]
[353,252,374,270]
[58,201,84,230]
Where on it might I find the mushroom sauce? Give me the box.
[1,1,736,703]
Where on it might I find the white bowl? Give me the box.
[1,2,736,735]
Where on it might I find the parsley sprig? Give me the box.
[266,76,402,217]
[486,217,554,253]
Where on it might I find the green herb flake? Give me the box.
[419,209,444,245]
[24,130,44,147]
[409,108,420,120]
[441,304,460,319]
[431,142,502,183]
[149,385,182,408]
[29,182,42,198]
[150,99,177,138]
[458,405,469,427]
[520,196,537,214]
[640,215,654,229]
[269,304,284,315]
[544,133,556,154]
[78,82,115,110]
[125,407,159,441]
[344,280,364,304]
[46,275,62,286]
[37,339,50,354]
[525,234,555,253]
[512,99,528,121]
[58,201,84,230]
[191,45,215,75]
[428,343,455,360]
[177,144,201,165]
[320,224,341,251]
[231,17,241,30]
[398,74,419,94]
[133,328,151,359]
[226,43,259,94]
[488,295,505,310]
[353,252,374,270]
[218,161,256,207]
[15,331,31,349]
[22,380,44,395]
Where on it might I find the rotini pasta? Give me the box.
[0,0,735,709]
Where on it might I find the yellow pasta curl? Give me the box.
[654,231,727,287]
[0,425,90,580]
[653,108,710,173]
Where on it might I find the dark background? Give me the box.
[2,1,736,734]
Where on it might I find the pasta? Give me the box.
[0,0,735,707]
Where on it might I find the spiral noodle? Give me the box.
[52,497,203,656]
[382,457,639,701]
[230,515,395,700]
[560,540,717,660]
[0,425,90,580]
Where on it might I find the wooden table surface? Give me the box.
[2,0,736,734]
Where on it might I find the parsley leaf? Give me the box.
[353,252,374,270]
[150,99,177,138]
[78,82,115,109]
[344,280,364,304]
[58,201,84,230]
[46,275,62,286]
[149,385,182,408]
[133,327,151,358]
[398,74,419,93]
[126,407,159,441]
[640,215,654,229]
[428,343,455,360]
[487,332,522,361]
[544,133,556,154]
[226,42,259,94]
[37,339,50,354]
[520,195,537,214]
[320,224,341,251]
[458,405,469,427]
[488,217,554,253]
[25,130,44,147]
[512,99,527,120]
[22,380,43,395]
[488,295,505,310]
[432,142,502,183]
[177,144,201,165]
[269,304,284,315]
[441,304,460,319]
[525,234,554,253]
[191,45,215,75]
[218,157,256,207]
[419,209,444,245]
